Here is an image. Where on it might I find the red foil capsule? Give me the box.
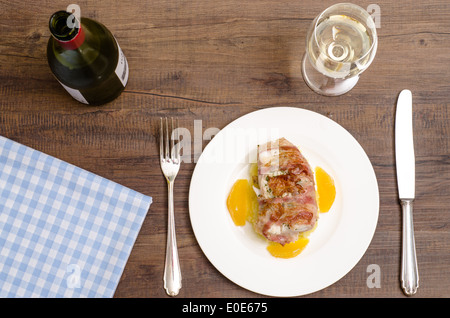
[57,26,85,50]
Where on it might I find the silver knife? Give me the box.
[395,89,419,296]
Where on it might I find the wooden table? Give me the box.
[1,0,449,298]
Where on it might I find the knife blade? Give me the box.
[396,89,415,199]
[395,89,419,296]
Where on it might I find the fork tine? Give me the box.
[164,117,169,159]
[159,118,163,161]
[175,118,180,161]
[170,117,175,161]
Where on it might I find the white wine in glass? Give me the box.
[302,3,377,96]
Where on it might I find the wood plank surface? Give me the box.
[0,0,449,298]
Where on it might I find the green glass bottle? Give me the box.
[47,10,129,105]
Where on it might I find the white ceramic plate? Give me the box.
[188,107,379,297]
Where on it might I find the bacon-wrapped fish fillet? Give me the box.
[254,138,318,245]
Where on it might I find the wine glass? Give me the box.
[302,3,378,96]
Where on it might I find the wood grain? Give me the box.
[0,0,449,298]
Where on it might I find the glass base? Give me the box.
[302,54,359,96]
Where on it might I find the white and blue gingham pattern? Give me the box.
[0,136,152,297]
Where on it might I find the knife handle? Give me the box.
[401,199,419,296]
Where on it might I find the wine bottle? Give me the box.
[47,10,129,105]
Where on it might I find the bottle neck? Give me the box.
[49,11,85,50]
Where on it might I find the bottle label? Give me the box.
[58,81,89,104]
[114,39,129,87]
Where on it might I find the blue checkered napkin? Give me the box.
[0,136,152,297]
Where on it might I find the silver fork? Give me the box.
[159,117,182,296]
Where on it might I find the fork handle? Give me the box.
[401,199,419,296]
[164,181,182,296]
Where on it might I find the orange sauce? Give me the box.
[315,167,336,213]
[266,222,317,258]
[226,179,258,226]
[266,237,309,258]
